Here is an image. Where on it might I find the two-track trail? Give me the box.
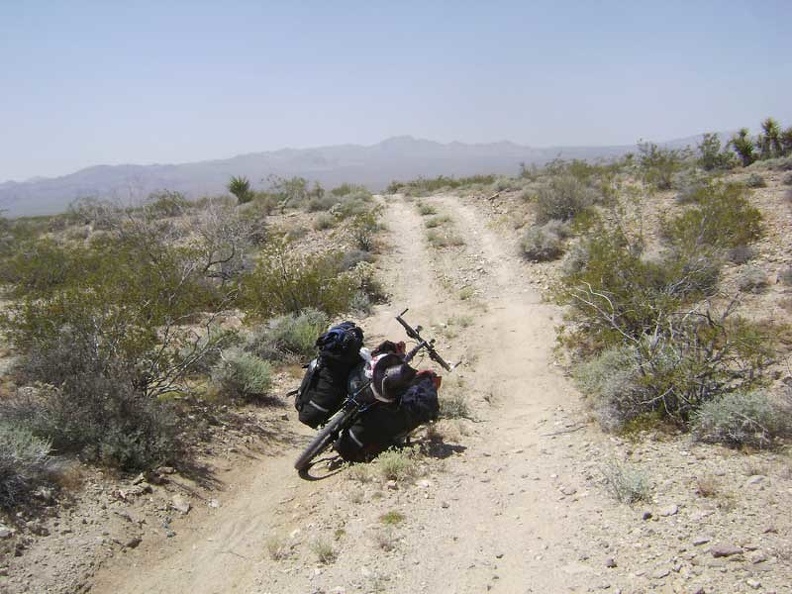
[90,193,613,594]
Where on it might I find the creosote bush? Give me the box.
[662,182,763,251]
[240,239,358,318]
[535,175,597,224]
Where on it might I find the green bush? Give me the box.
[0,422,52,509]
[346,208,382,251]
[535,175,597,223]
[697,133,736,171]
[693,391,791,448]
[240,240,358,317]
[211,348,272,399]
[638,142,690,190]
[662,183,763,251]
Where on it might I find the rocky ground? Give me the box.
[1,173,791,593]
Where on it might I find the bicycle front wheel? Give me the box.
[294,407,354,472]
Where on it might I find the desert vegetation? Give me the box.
[0,179,384,508]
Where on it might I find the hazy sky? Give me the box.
[1,0,790,182]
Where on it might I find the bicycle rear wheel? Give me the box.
[294,407,354,471]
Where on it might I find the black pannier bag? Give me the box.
[295,321,364,428]
[334,373,440,462]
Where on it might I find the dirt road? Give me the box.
[87,193,792,594]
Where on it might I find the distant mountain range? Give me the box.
[0,135,705,218]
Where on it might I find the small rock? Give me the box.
[0,525,13,539]
[652,568,670,579]
[125,536,142,549]
[642,511,653,521]
[692,535,711,546]
[711,543,742,558]
[748,550,768,564]
[386,480,398,490]
[495,552,504,559]
[659,504,679,517]
[745,475,766,486]
[605,557,617,568]
[560,486,577,496]
[746,579,761,590]
[416,479,431,488]
[441,501,450,509]
[171,495,191,515]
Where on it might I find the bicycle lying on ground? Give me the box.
[294,309,455,473]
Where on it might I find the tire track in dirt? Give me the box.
[89,193,607,594]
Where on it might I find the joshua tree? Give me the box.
[227,176,254,204]
[730,128,756,166]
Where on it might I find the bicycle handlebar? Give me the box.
[396,309,455,372]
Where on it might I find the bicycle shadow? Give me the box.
[297,455,346,481]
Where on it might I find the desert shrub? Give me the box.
[745,173,767,188]
[313,213,336,230]
[417,202,437,216]
[3,364,178,472]
[0,422,52,509]
[240,240,357,317]
[340,249,375,270]
[144,190,193,217]
[311,539,337,564]
[535,175,597,223]
[638,142,690,190]
[662,183,763,251]
[439,393,471,420]
[573,346,645,431]
[392,174,497,196]
[426,228,464,248]
[424,215,451,228]
[375,447,421,482]
[331,183,367,197]
[673,170,715,204]
[346,207,382,251]
[247,309,329,362]
[350,261,388,305]
[211,348,272,399]
[737,266,769,293]
[728,245,756,264]
[520,222,566,262]
[561,230,719,348]
[601,459,650,503]
[697,133,737,171]
[693,391,791,448]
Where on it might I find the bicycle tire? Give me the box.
[294,407,354,471]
